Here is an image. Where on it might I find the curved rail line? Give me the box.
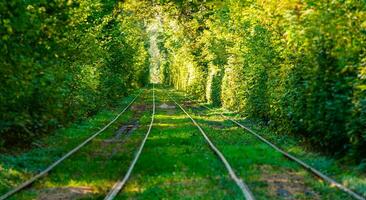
[185,95,365,200]
[0,90,143,200]
[170,94,255,200]
[104,84,155,200]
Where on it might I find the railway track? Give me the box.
[0,90,144,200]
[103,87,254,199]
[169,94,255,200]
[180,94,365,200]
[104,84,156,200]
[2,86,363,199]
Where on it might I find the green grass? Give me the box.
[229,115,366,198]
[1,86,365,199]
[117,88,242,199]
[182,90,366,199]
[0,89,153,199]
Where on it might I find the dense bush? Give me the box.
[0,0,150,146]
[157,0,366,163]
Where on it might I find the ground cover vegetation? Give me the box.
[0,89,153,199]
[1,87,365,199]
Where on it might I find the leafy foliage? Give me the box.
[1,0,365,163]
[0,0,150,146]
[156,0,366,163]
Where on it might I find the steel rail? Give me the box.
[0,90,143,200]
[170,94,255,200]
[185,96,365,200]
[104,84,155,200]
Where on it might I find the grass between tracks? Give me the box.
[0,88,153,199]
[1,86,365,199]
[182,90,366,199]
[117,88,242,199]
[114,87,364,200]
